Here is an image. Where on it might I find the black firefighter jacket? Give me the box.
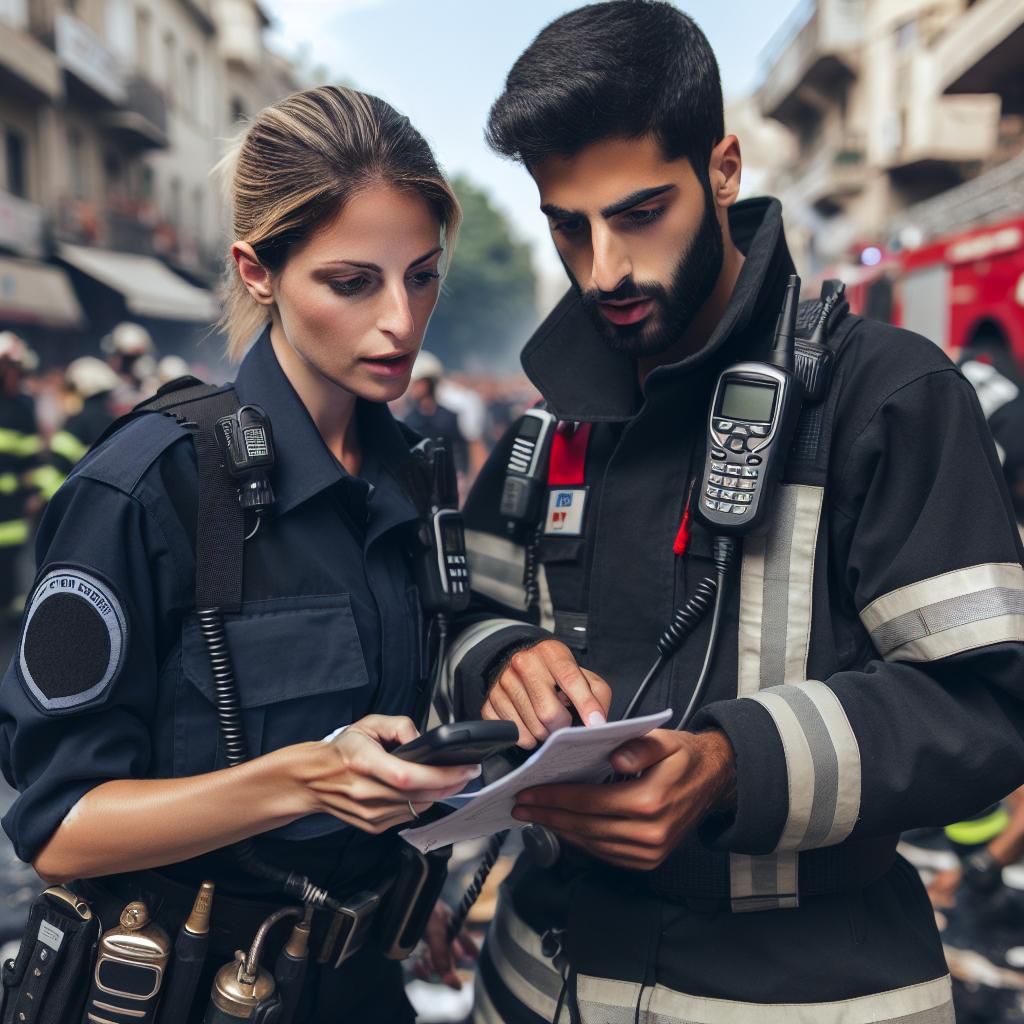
[444,198,1024,964]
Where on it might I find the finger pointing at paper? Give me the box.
[482,639,612,749]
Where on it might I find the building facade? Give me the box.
[0,0,299,367]
[756,0,1018,273]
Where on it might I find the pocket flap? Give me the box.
[538,536,586,563]
[182,595,370,708]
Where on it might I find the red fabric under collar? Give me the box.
[547,421,592,487]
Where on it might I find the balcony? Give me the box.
[103,74,169,150]
[212,0,264,72]
[782,134,866,215]
[54,10,125,106]
[758,0,864,131]
[0,189,47,258]
[935,0,1024,114]
[0,10,60,101]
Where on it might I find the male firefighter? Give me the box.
[443,4,1024,1022]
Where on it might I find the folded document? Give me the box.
[400,709,672,853]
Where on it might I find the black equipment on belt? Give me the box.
[0,886,98,1024]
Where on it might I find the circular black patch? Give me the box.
[23,593,111,699]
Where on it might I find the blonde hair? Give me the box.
[218,86,461,361]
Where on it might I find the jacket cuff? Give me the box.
[691,696,788,855]
[452,622,550,719]
[694,680,863,855]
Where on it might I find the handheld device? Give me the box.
[83,901,169,1024]
[693,275,804,536]
[409,439,471,615]
[216,404,276,514]
[393,720,519,766]
[413,508,471,614]
[499,408,556,524]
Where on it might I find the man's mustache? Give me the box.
[582,279,669,305]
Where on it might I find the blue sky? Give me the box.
[261,0,804,297]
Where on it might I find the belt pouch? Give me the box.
[1,889,100,1024]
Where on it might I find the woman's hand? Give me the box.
[293,715,481,834]
[413,900,480,990]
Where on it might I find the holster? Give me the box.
[376,845,451,961]
[0,887,100,1024]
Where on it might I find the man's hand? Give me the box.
[414,900,479,990]
[482,639,612,749]
[511,729,736,870]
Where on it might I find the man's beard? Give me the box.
[573,193,725,358]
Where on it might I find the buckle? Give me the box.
[315,891,381,968]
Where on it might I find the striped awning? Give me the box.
[0,256,84,329]
[58,243,220,323]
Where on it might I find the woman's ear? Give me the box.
[709,135,742,208]
[231,242,275,307]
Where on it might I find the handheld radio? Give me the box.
[499,408,557,525]
[409,438,471,615]
[216,404,276,516]
[693,275,803,536]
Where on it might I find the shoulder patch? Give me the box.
[18,566,128,713]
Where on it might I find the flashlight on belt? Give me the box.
[157,881,215,1024]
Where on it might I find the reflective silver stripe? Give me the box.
[730,484,825,910]
[465,529,528,611]
[537,562,555,632]
[476,886,564,1022]
[728,853,798,914]
[433,617,528,725]
[860,563,1024,662]
[577,973,953,1024]
[745,680,861,851]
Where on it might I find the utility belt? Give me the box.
[1,843,449,1024]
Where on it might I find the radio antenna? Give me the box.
[769,274,800,373]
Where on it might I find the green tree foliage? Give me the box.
[427,175,538,371]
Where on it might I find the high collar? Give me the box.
[520,197,796,422]
[233,328,417,521]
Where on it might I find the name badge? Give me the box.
[544,487,589,536]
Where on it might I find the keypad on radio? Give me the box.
[705,450,760,518]
[447,554,468,594]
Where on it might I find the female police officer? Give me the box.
[0,86,476,1022]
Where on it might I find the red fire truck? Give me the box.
[838,216,1024,368]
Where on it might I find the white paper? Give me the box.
[400,709,672,853]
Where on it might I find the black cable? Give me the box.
[674,536,737,731]
[446,829,508,942]
[621,574,718,721]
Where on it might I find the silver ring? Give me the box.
[408,799,420,820]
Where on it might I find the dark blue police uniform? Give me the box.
[0,328,426,1021]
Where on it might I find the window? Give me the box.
[134,6,151,72]
[5,129,27,198]
[230,97,246,125]
[192,186,203,241]
[67,127,87,199]
[163,30,177,104]
[168,176,182,227]
[184,51,198,121]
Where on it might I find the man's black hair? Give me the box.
[487,1,724,180]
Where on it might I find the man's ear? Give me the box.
[709,135,742,209]
[231,242,275,307]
